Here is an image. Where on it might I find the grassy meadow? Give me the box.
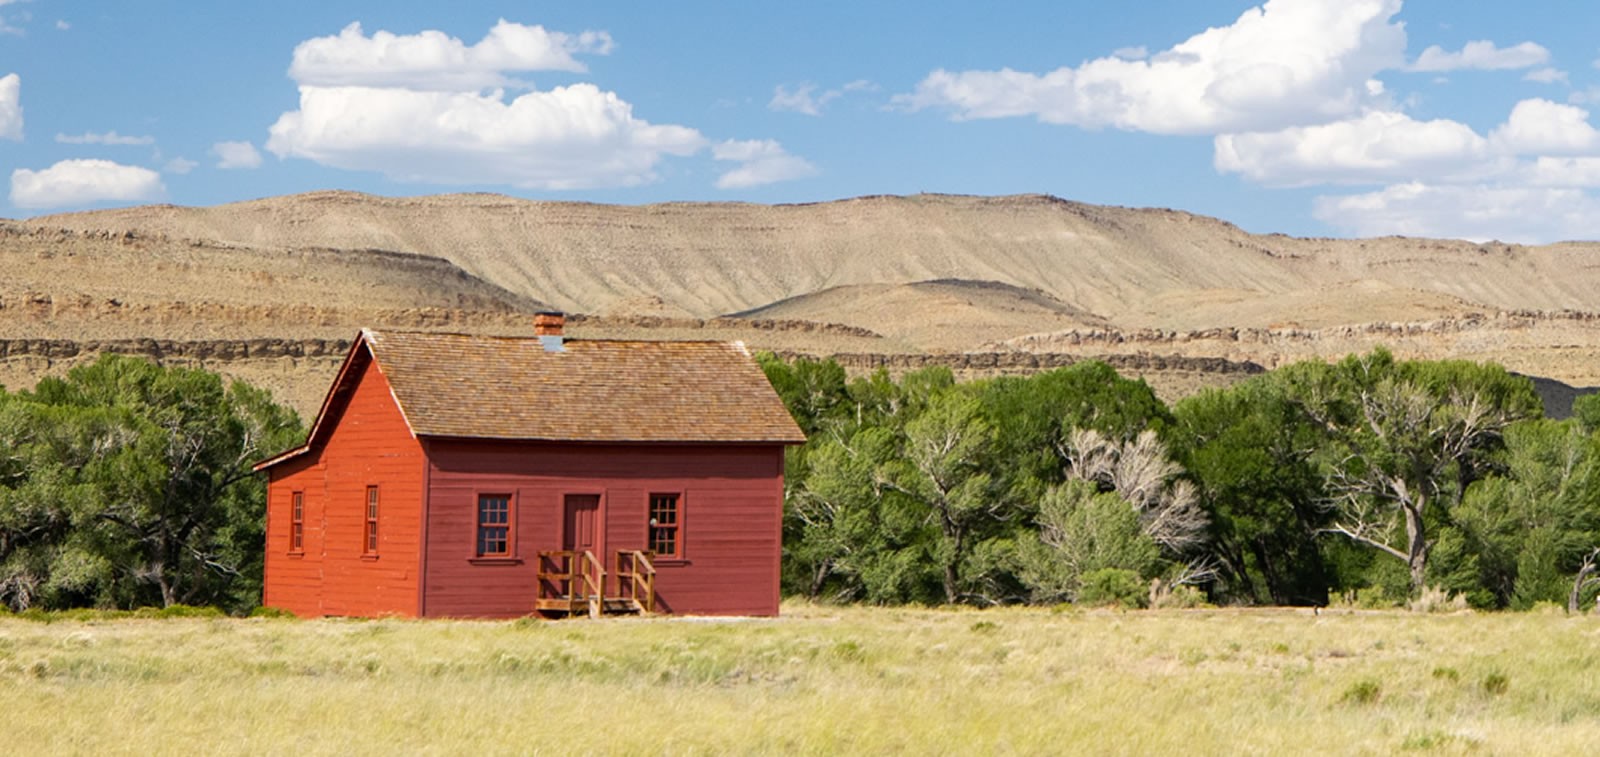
[3,604,1599,755]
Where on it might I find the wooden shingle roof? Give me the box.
[364,329,805,444]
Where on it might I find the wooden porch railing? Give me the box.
[536,550,608,618]
[578,550,606,618]
[615,550,657,614]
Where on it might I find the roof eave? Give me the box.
[252,443,312,472]
[414,433,807,446]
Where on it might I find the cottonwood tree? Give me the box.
[785,428,932,602]
[1018,427,1210,601]
[757,353,848,436]
[1570,548,1600,613]
[1286,351,1540,597]
[1016,480,1160,602]
[0,398,111,610]
[0,356,302,611]
[1454,419,1600,607]
[776,366,963,603]
[1061,428,1209,553]
[1173,380,1330,605]
[881,389,999,604]
[976,362,1173,503]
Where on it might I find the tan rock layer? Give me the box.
[0,338,353,361]
[1002,310,1600,350]
[774,350,1265,376]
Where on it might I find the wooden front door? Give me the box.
[563,494,601,555]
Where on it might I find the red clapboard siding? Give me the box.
[262,350,424,617]
[422,440,785,618]
[262,456,319,615]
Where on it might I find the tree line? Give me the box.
[761,349,1600,611]
[4,350,1597,614]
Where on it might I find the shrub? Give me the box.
[1408,585,1468,614]
[1332,586,1401,610]
[1077,568,1146,608]
[1150,581,1209,609]
[133,605,225,619]
[1341,678,1382,705]
[248,606,296,619]
[1480,671,1509,696]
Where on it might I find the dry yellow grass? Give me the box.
[3,604,1599,755]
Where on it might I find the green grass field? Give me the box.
[3,604,1599,755]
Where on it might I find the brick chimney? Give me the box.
[533,311,565,336]
[534,311,566,352]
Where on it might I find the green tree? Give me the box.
[784,428,940,603]
[1573,393,1600,436]
[883,389,999,604]
[1016,480,1160,602]
[0,397,115,609]
[1453,419,1600,608]
[1284,351,1541,596]
[0,356,302,611]
[977,362,1173,497]
[756,353,848,437]
[1174,379,1331,605]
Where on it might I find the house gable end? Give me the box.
[254,331,417,471]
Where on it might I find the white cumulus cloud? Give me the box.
[267,84,706,189]
[1215,110,1492,186]
[892,0,1594,241]
[1524,157,1600,188]
[164,157,198,175]
[289,20,612,91]
[1489,99,1600,155]
[55,130,154,146]
[1313,183,1600,242]
[897,0,1406,135]
[10,159,165,209]
[1226,96,1600,241]
[266,21,727,189]
[0,73,20,141]
[1408,40,1549,72]
[212,140,263,169]
[712,139,818,189]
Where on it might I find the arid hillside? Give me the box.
[8,191,1600,416]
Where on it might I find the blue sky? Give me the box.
[3,0,1599,241]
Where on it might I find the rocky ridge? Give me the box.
[6,191,1600,416]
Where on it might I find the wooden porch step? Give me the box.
[535,597,646,616]
[535,598,588,612]
[601,598,643,614]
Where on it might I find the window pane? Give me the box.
[649,494,680,556]
[476,495,512,557]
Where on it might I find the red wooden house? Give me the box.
[253,314,805,618]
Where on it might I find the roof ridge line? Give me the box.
[366,328,748,347]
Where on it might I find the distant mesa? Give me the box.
[6,190,1600,416]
